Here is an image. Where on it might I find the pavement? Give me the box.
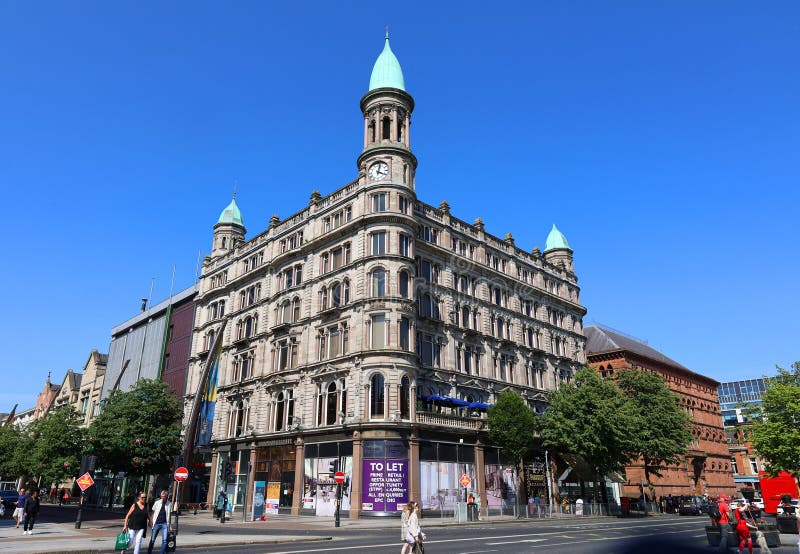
[0,505,798,554]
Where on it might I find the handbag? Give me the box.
[115,532,131,551]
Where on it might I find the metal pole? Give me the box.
[545,450,554,517]
[75,491,84,529]
[335,483,342,527]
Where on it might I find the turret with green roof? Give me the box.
[543,224,575,273]
[211,193,246,258]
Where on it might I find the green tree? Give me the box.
[538,366,636,504]
[487,390,537,513]
[747,362,800,490]
[616,368,693,491]
[22,405,85,487]
[0,422,25,479]
[88,379,183,477]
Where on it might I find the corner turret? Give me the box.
[212,194,246,258]
[542,224,574,273]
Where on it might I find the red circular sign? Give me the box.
[459,474,472,488]
[174,466,189,482]
[334,471,346,484]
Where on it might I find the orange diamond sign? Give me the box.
[459,474,472,488]
[76,472,95,491]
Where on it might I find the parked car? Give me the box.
[0,489,19,513]
[679,496,710,516]
[732,498,761,518]
[752,497,765,510]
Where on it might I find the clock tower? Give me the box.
[357,32,417,189]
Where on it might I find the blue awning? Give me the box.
[423,395,472,408]
[468,401,492,410]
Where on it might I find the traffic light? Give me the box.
[328,459,339,477]
[223,461,232,482]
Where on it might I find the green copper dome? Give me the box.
[217,197,243,227]
[369,33,405,91]
[544,224,571,252]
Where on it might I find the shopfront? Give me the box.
[302,440,353,516]
[419,440,477,516]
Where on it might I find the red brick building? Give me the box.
[585,325,735,498]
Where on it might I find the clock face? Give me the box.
[368,162,389,181]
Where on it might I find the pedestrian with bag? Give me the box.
[400,501,414,554]
[147,490,173,554]
[215,489,227,521]
[123,491,152,554]
[408,502,425,554]
[13,488,27,528]
[709,494,733,552]
[22,489,40,535]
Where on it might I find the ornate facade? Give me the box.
[186,35,586,518]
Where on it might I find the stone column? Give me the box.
[350,431,363,519]
[475,439,486,513]
[246,442,257,520]
[409,432,420,505]
[291,437,305,515]
[410,385,417,421]
[207,449,219,506]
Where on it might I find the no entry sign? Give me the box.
[174,466,189,482]
[334,471,346,484]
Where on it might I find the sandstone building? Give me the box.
[185,35,587,518]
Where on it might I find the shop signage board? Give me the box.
[361,459,408,512]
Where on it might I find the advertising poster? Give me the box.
[265,482,281,514]
[361,459,408,512]
[252,481,266,520]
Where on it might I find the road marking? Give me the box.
[486,539,547,545]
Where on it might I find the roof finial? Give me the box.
[232,180,237,200]
[385,25,389,40]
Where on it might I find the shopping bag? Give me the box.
[115,532,130,550]
[165,531,177,553]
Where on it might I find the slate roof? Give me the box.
[584,324,690,371]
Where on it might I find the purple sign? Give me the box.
[361,459,408,512]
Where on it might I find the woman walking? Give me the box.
[123,491,152,554]
[400,501,415,554]
[733,501,753,554]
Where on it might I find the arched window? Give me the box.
[400,376,411,420]
[342,279,350,304]
[497,317,505,339]
[292,297,301,322]
[326,382,338,425]
[372,268,386,297]
[462,306,470,329]
[320,286,328,311]
[274,390,294,432]
[332,282,342,307]
[228,399,249,437]
[244,316,255,337]
[369,120,376,143]
[382,117,391,140]
[399,270,409,298]
[281,301,291,324]
[370,373,385,419]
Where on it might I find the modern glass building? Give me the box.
[718,378,768,426]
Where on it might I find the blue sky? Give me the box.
[1,1,798,410]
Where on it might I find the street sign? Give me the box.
[174,466,189,482]
[76,472,95,491]
[459,474,472,488]
[334,471,346,484]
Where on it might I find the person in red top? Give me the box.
[717,494,733,552]
[732,501,753,554]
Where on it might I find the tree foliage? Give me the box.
[747,362,800,485]
[487,390,537,509]
[22,405,85,486]
[88,379,183,476]
[616,368,693,486]
[538,367,636,493]
[0,423,25,479]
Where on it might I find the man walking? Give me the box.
[13,488,28,528]
[147,490,173,554]
[715,494,733,552]
[23,489,40,535]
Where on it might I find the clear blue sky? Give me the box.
[1,1,798,411]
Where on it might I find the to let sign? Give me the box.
[174,466,189,482]
[459,474,472,488]
[334,471,346,484]
[76,472,95,491]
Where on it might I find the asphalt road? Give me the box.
[175,516,799,554]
